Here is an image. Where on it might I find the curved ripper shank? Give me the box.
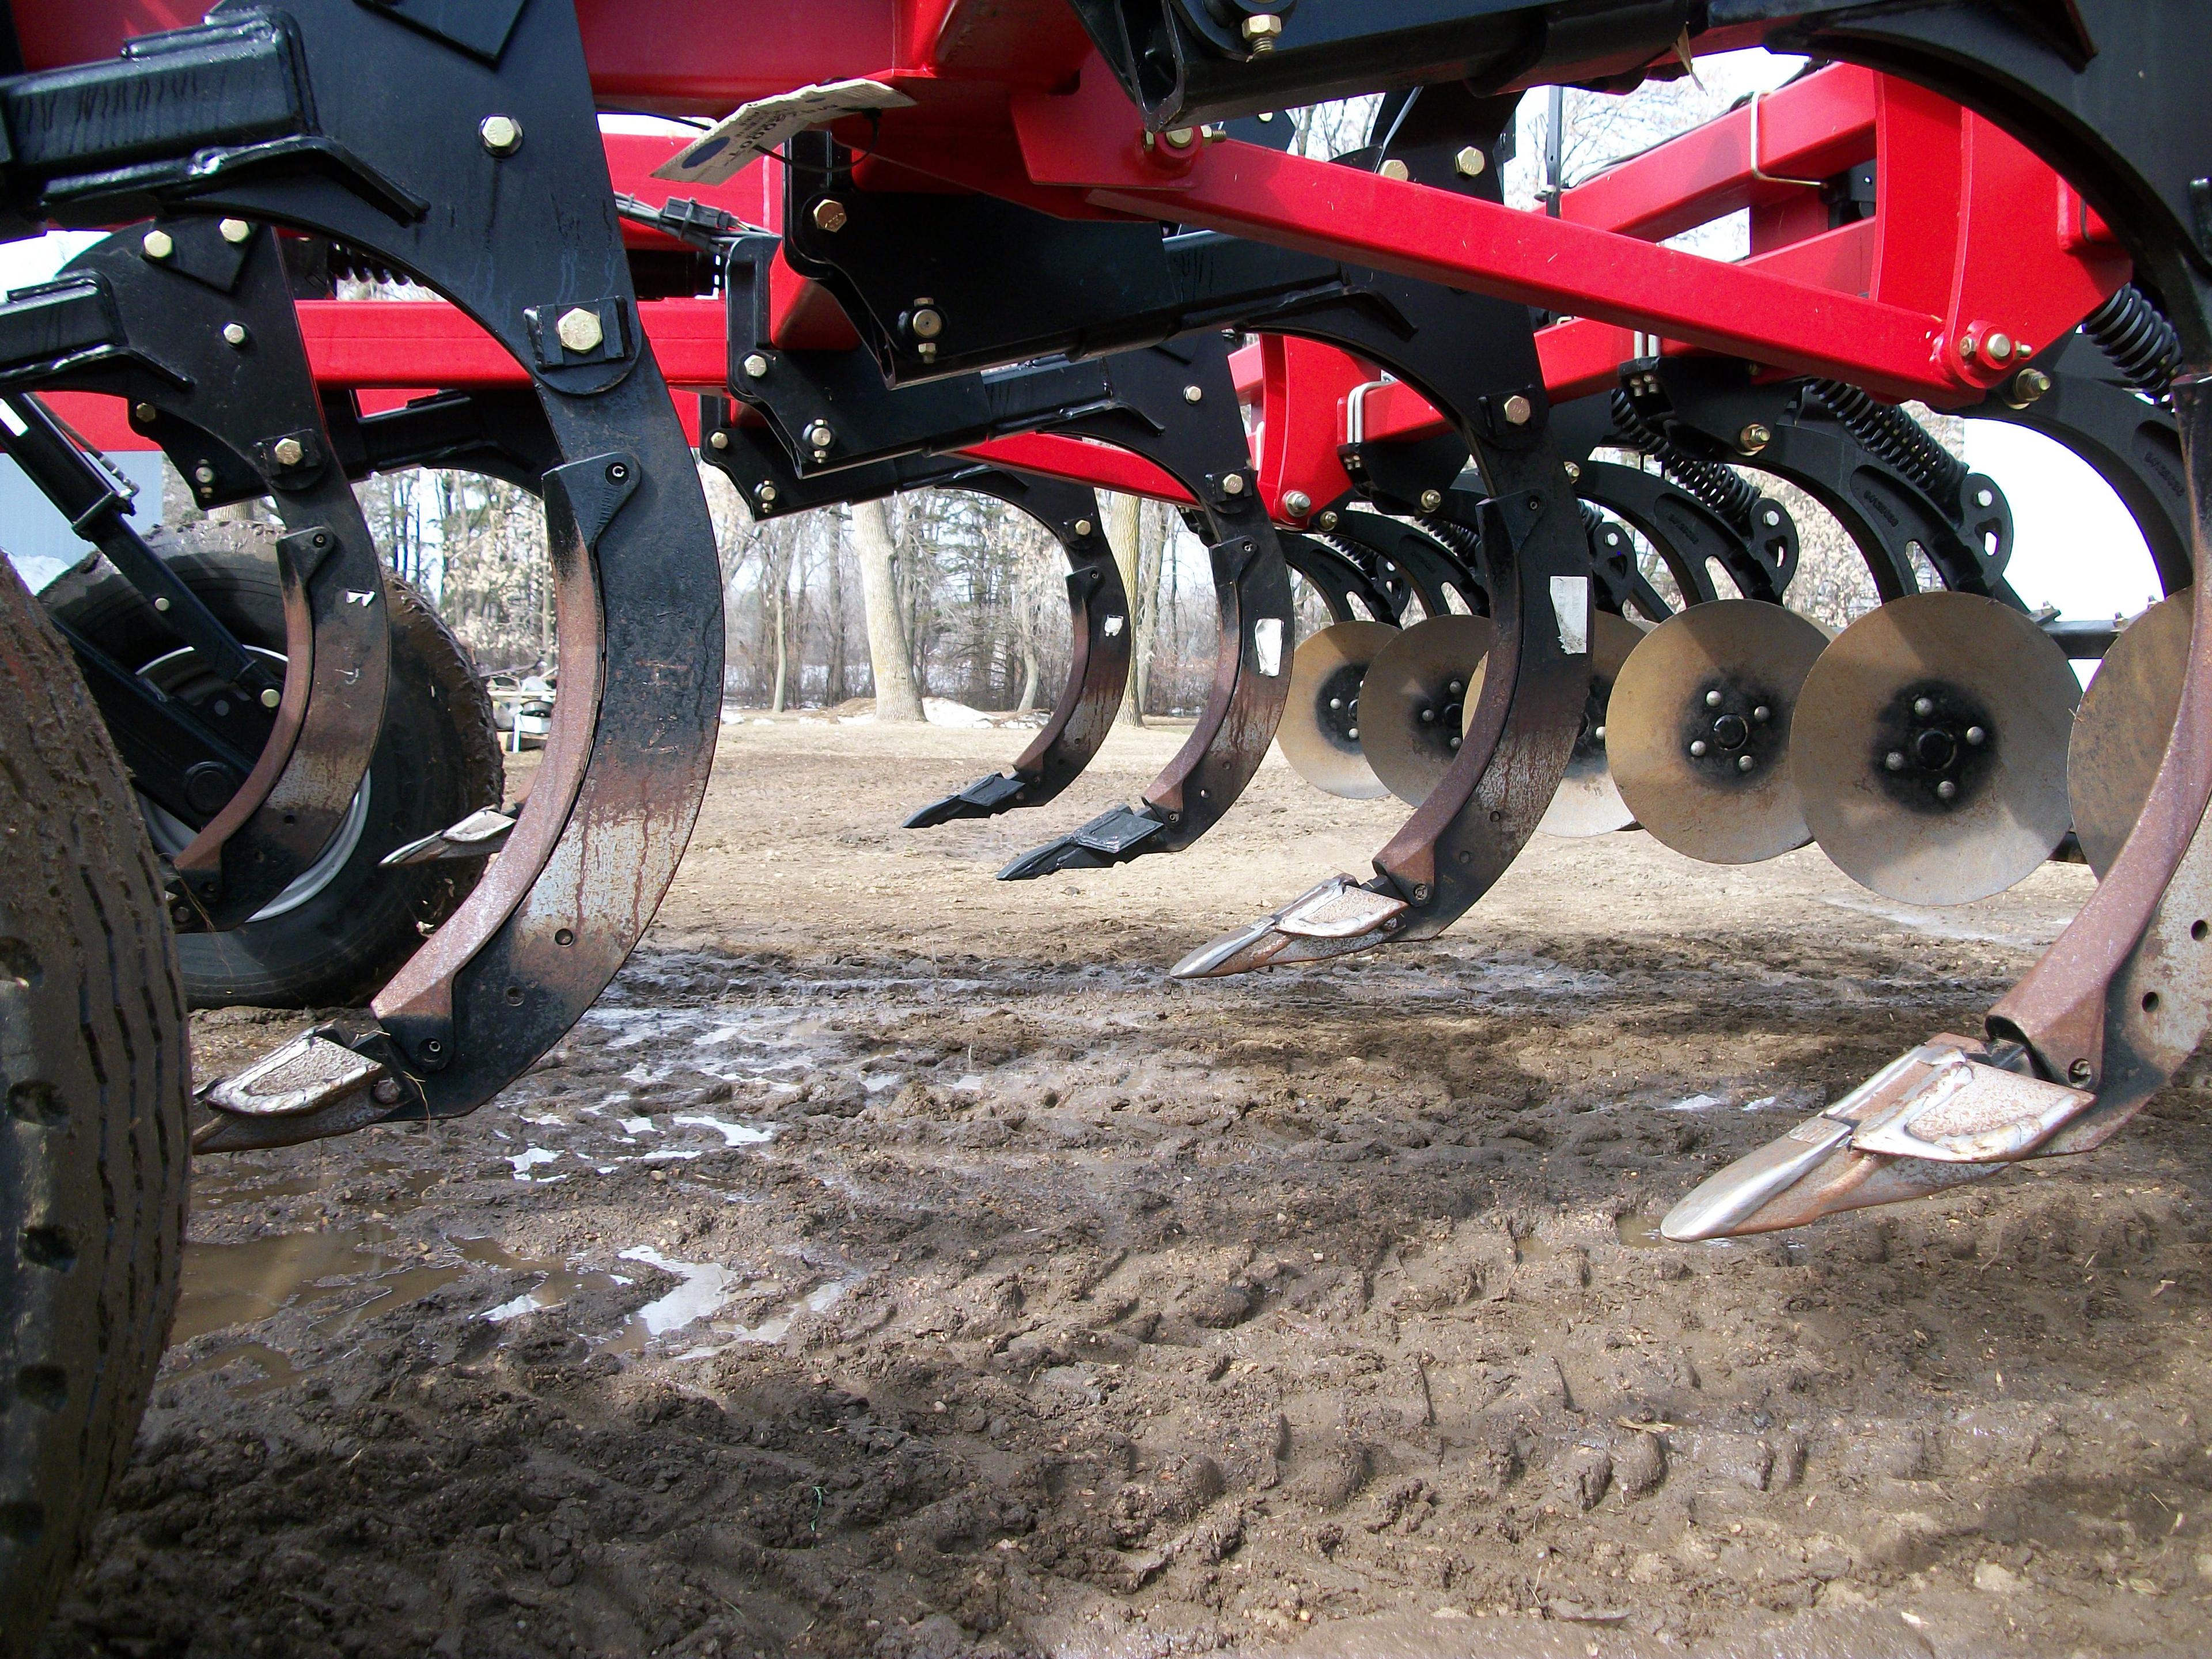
[0,0,736,1148]
[29,215,392,930]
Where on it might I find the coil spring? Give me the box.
[2083,283,2180,399]
[1807,381,1966,501]
[1414,512,1485,585]
[1608,390,1761,533]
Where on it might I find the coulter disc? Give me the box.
[1275,620,1401,800]
[1358,614,1495,806]
[2070,591,2192,878]
[1532,609,1647,838]
[1608,599,1830,863]
[1794,590,2080,906]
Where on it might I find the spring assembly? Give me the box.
[1806,381,1967,503]
[2082,283,2181,400]
[1608,390,1762,533]
[1414,511,1485,582]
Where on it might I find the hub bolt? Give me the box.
[1737,754,1755,772]
[1885,751,1906,771]
[479,114,523,156]
[1706,689,1723,707]
[1752,705,1771,722]
[1937,779,1958,800]
[1965,725,1987,746]
[1913,695,1935,717]
[1690,740,1709,757]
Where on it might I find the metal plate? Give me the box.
[1357,614,1495,806]
[2070,590,2192,878]
[1532,609,1646,838]
[1277,620,1400,799]
[1796,591,2080,906]
[1608,599,1830,863]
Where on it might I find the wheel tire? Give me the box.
[0,558,190,1659]
[44,525,505,1009]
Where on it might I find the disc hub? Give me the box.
[1874,680,1994,813]
[1316,662,1364,753]
[1681,679,1782,783]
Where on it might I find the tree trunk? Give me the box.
[825,530,849,704]
[1107,491,1146,726]
[1132,500,1166,721]
[770,582,789,714]
[849,499,923,721]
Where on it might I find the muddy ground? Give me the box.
[42,718,2212,1658]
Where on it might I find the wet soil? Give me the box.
[41,719,2212,1658]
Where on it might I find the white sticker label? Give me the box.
[1550,575,1590,656]
[1253,617,1285,677]
[344,589,378,607]
[1103,614,1126,638]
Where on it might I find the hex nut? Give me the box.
[479,114,523,156]
[1242,14,1283,48]
[1281,490,1312,518]
[556,307,605,354]
[1738,422,1774,453]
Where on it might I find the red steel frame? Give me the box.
[16,20,2124,532]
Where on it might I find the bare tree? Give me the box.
[847,497,923,720]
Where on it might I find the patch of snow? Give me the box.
[923,698,995,729]
[672,1113,774,1147]
[1660,1094,1727,1113]
[508,1147,563,1179]
[620,1116,656,1135]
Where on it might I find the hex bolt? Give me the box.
[1937,779,1958,800]
[708,430,730,450]
[1241,13,1283,49]
[218,218,252,245]
[134,403,157,423]
[812,198,849,233]
[1885,751,1907,771]
[555,307,604,354]
[1317,510,1339,530]
[1966,725,1987,746]
[1738,422,1773,453]
[259,687,281,709]
[742,353,770,378]
[1690,740,1709,757]
[1502,393,1533,426]
[909,306,945,340]
[1281,490,1312,518]
[2009,368,2052,407]
[805,421,835,450]
[1419,490,1444,512]
[372,1078,403,1106]
[222,322,250,348]
[479,113,523,156]
[1074,519,1094,537]
[142,229,174,260]
[1222,472,1247,495]
[1183,384,1205,404]
[1379,159,1411,182]
[1453,145,1487,178]
[757,484,779,508]
[271,437,305,468]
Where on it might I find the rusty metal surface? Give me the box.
[53,217,391,929]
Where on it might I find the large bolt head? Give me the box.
[741,353,770,379]
[1378,158,1411,182]
[556,307,605,354]
[218,218,252,245]
[1183,384,1205,404]
[479,114,523,156]
[1222,472,1247,495]
[259,687,282,709]
[708,430,730,450]
[812,198,849,232]
[1453,145,1487,178]
[221,322,250,348]
[142,229,174,260]
[757,484,779,507]
[805,421,835,449]
[1502,393,1533,426]
[271,437,305,467]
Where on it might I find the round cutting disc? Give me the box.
[2070,590,2192,878]
[1794,590,2080,906]
[1531,609,1647,838]
[1358,614,1495,806]
[1275,620,1402,800]
[1608,599,1831,863]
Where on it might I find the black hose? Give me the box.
[1608,390,1762,533]
[2082,284,2181,399]
[1806,381,1967,502]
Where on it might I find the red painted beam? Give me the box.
[961,432,1192,503]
